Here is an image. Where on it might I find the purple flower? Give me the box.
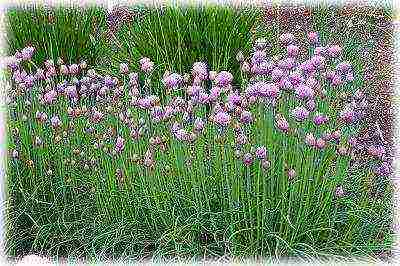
[279,77,294,91]
[43,90,57,104]
[255,146,267,160]
[289,72,305,86]
[227,91,242,106]
[21,46,35,61]
[150,106,164,122]
[331,74,342,86]
[314,46,326,56]
[307,32,319,44]
[310,55,325,69]
[336,61,352,73]
[276,115,289,133]
[327,45,342,58]
[278,57,296,70]
[213,111,231,127]
[287,45,300,57]
[192,62,208,80]
[288,169,296,179]
[194,117,205,132]
[92,110,104,123]
[65,85,78,99]
[69,64,79,75]
[339,107,356,124]
[120,63,129,74]
[279,33,295,44]
[240,110,253,124]
[335,186,345,197]
[60,65,69,75]
[305,133,316,146]
[50,115,62,128]
[251,50,267,64]
[271,67,285,82]
[173,128,186,141]
[295,84,314,99]
[313,113,329,126]
[291,106,310,122]
[374,161,392,176]
[215,71,233,87]
[209,86,222,102]
[139,57,154,73]
[163,73,183,89]
[243,153,253,166]
[187,85,202,96]
[316,138,326,149]
[115,136,125,153]
[346,72,354,82]
[256,82,280,98]
[367,145,386,158]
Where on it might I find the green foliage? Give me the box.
[6,5,107,66]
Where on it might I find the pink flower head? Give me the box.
[367,145,386,158]
[209,86,222,102]
[255,146,267,160]
[175,129,188,141]
[69,64,79,75]
[65,85,78,99]
[279,33,295,44]
[276,115,289,133]
[295,84,314,99]
[279,77,294,91]
[313,113,329,126]
[316,138,326,149]
[194,117,205,132]
[21,46,35,61]
[92,110,104,123]
[251,50,267,64]
[346,72,354,82]
[310,55,325,69]
[213,111,231,127]
[291,106,310,122]
[305,99,316,111]
[60,65,69,75]
[331,74,342,86]
[119,63,129,74]
[257,82,280,98]
[339,108,356,124]
[240,110,253,124]
[271,67,285,82]
[43,89,57,104]
[305,133,316,146]
[215,71,233,87]
[314,46,326,56]
[288,169,296,179]
[243,152,253,166]
[307,32,319,44]
[50,115,62,128]
[115,136,125,153]
[289,72,304,86]
[192,62,208,80]
[336,61,352,73]
[287,45,300,57]
[139,57,154,73]
[335,186,345,197]
[328,45,342,58]
[163,73,183,89]
[227,91,242,106]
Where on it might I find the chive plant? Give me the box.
[4,27,393,261]
[6,5,107,67]
[100,4,260,100]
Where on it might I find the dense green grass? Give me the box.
[4,4,394,263]
[100,4,260,98]
[6,5,107,66]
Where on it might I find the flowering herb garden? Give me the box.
[4,4,394,263]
